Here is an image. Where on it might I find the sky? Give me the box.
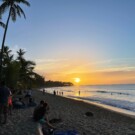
[0,0,135,85]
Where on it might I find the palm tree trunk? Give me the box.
[0,7,12,81]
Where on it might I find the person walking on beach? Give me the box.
[0,81,10,124]
[79,91,80,96]
[53,90,56,96]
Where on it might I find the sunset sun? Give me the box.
[74,78,81,83]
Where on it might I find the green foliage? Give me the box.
[0,46,45,89]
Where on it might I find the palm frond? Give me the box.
[16,5,26,19]
[9,55,14,61]
[26,60,36,66]
[21,0,30,7]
[17,49,26,54]
[13,4,21,17]
[0,2,9,15]
[11,7,16,22]
[0,21,5,28]
[16,0,30,7]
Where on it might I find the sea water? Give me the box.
[43,84,135,115]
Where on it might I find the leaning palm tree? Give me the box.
[0,16,5,79]
[0,0,30,80]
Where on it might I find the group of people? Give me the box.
[0,80,36,124]
[53,90,63,96]
[0,82,62,134]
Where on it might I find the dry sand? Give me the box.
[0,89,135,135]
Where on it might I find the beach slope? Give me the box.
[0,89,135,135]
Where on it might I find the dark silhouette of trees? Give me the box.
[0,0,30,81]
[45,80,73,87]
[0,46,73,89]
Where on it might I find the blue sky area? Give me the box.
[0,0,135,84]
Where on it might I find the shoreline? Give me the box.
[45,91,135,120]
[43,85,135,117]
[41,88,135,118]
[68,96,135,119]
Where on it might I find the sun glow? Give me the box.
[74,78,81,83]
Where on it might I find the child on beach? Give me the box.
[8,91,13,115]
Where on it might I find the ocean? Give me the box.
[43,84,135,116]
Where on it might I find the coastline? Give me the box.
[0,89,135,135]
[44,84,135,116]
[69,96,135,118]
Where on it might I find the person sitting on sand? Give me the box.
[33,101,48,121]
[25,88,32,98]
[33,101,54,129]
[13,97,26,109]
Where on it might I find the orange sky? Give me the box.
[35,58,135,85]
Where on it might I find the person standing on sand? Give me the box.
[43,88,45,95]
[8,89,13,115]
[0,81,10,124]
[53,90,56,96]
[79,91,80,96]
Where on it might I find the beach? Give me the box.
[0,89,135,135]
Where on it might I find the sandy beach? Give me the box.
[0,89,135,135]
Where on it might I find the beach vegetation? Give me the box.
[0,46,44,89]
[0,0,30,81]
[0,46,73,91]
[45,80,73,87]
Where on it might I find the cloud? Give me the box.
[35,58,68,64]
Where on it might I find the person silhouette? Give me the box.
[53,90,56,96]
[79,91,80,96]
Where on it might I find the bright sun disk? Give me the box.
[74,78,81,83]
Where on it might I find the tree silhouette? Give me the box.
[0,0,30,81]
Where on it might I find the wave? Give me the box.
[96,90,130,95]
[68,95,135,112]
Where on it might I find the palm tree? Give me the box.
[0,0,30,80]
[0,16,5,80]
[3,46,13,66]
[2,46,18,87]
[17,49,35,88]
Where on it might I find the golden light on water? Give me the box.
[74,78,81,83]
